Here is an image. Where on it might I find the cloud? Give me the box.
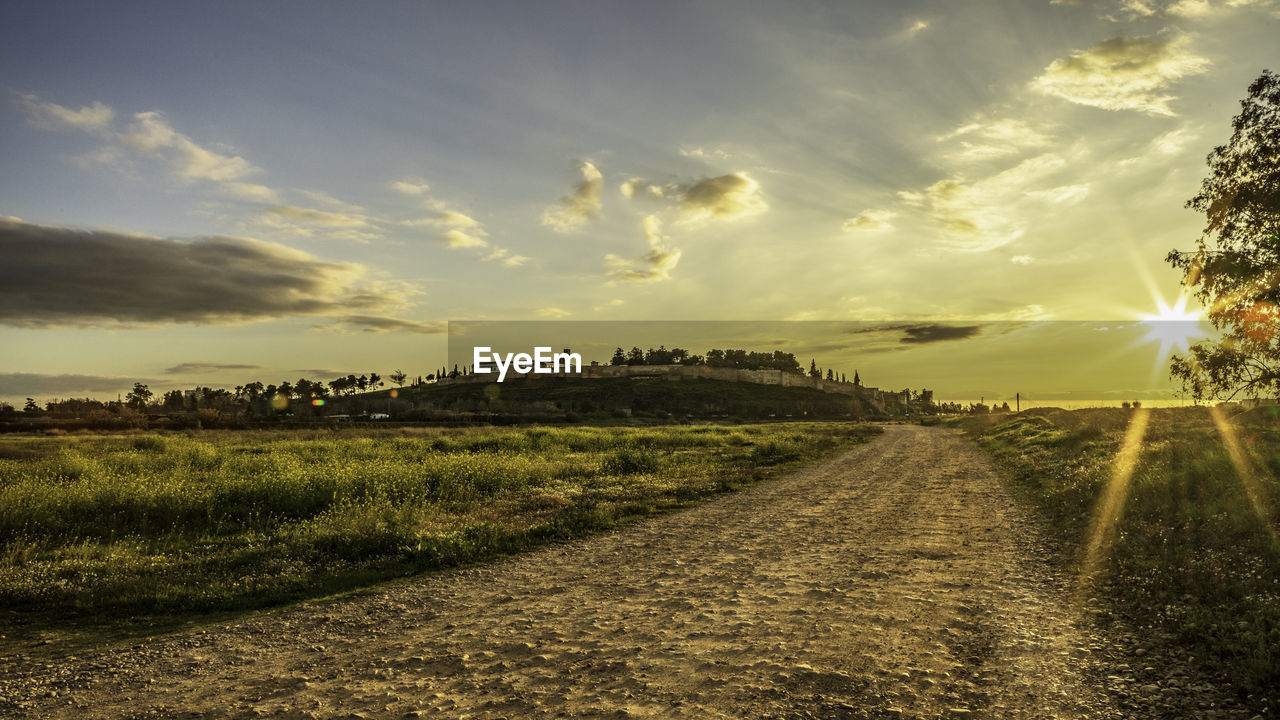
[605,214,682,283]
[315,316,446,334]
[541,160,604,232]
[395,192,527,267]
[905,153,1072,251]
[620,178,667,200]
[842,209,896,232]
[1167,0,1214,16]
[1011,255,1035,265]
[20,94,290,207]
[676,172,766,222]
[438,229,489,249]
[118,111,258,181]
[900,19,930,39]
[265,204,371,228]
[17,94,114,133]
[390,179,431,195]
[0,373,153,398]
[293,368,352,378]
[1030,34,1210,116]
[899,324,983,344]
[678,146,732,160]
[224,182,280,202]
[536,307,571,318]
[260,204,381,243]
[1025,184,1091,203]
[163,362,263,375]
[482,248,530,266]
[405,210,482,228]
[0,217,402,328]
[298,189,364,212]
[939,118,1054,162]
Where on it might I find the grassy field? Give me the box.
[964,407,1280,711]
[0,422,878,642]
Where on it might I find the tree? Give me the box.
[125,383,153,410]
[610,348,626,366]
[853,370,861,387]
[1167,70,1280,401]
[808,360,820,379]
[162,389,185,411]
[368,372,382,390]
[23,398,39,413]
[390,369,408,387]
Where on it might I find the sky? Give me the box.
[2,0,1277,405]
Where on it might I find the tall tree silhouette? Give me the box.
[1168,70,1280,400]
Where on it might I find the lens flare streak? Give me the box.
[1209,406,1280,550]
[1074,408,1150,603]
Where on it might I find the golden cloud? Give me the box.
[1030,34,1210,116]
[541,160,604,232]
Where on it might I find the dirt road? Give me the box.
[0,425,1251,718]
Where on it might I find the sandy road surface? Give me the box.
[0,425,1251,719]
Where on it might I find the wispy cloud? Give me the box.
[17,93,114,133]
[438,228,489,249]
[541,160,604,232]
[118,111,258,182]
[163,362,263,375]
[842,209,896,232]
[313,316,446,334]
[0,373,155,398]
[606,214,682,283]
[389,178,431,195]
[1030,33,1210,116]
[938,118,1054,162]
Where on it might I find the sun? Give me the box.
[1137,292,1205,360]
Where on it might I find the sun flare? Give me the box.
[1137,292,1205,359]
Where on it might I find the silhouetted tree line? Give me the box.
[608,346,853,378]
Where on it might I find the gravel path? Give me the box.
[0,425,1254,718]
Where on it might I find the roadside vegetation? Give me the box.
[965,406,1280,712]
[0,422,878,643]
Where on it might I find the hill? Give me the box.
[366,375,890,422]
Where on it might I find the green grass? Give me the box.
[0,422,878,645]
[965,407,1280,712]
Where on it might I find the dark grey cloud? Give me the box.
[292,368,352,378]
[900,324,983,344]
[0,372,154,397]
[313,315,446,334]
[0,218,403,327]
[163,362,263,375]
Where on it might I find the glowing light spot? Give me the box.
[270,394,289,411]
[389,389,398,399]
[1137,291,1205,360]
[311,398,325,407]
